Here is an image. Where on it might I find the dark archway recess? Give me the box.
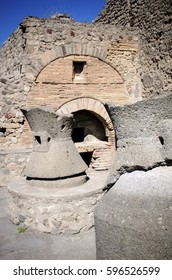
[72,127,86,142]
[71,110,107,166]
[57,97,115,170]
[72,110,107,142]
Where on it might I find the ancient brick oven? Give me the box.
[0,15,142,184]
[22,53,132,171]
[57,97,115,170]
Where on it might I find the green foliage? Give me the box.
[18,226,26,233]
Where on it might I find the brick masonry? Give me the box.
[0,15,141,152]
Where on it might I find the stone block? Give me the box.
[158,119,172,161]
[95,166,172,259]
[106,137,164,188]
[142,74,154,88]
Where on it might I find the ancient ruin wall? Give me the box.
[0,15,141,180]
[0,26,29,146]
[96,0,172,98]
[0,16,140,149]
[27,55,127,108]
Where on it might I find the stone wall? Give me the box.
[0,26,29,147]
[0,15,141,150]
[8,172,105,235]
[96,0,131,26]
[96,0,172,98]
[105,93,172,188]
[0,148,31,187]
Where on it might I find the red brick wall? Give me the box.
[27,55,128,108]
[23,55,128,145]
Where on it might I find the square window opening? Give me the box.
[73,61,86,76]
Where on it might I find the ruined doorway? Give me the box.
[57,97,115,170]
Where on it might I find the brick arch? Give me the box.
[27,53,128,110]
[57,97,114,132]
[24,52,129,148]
[57,97,115,170]
[27,43,123,82]
[57,97,115,150]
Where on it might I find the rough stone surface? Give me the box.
[106,93,172,140]
[94,166,172,260]
[21,107,88,180]
[27,97,116,171]
[0,187,96,259]
[8,170,107,235]
[105,93,172,188]
[0,148,31,187]
[96,0,172,98]
[158,119,172,161]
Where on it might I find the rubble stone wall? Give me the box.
[105,93,172,188]
[0,148,31,187]
[96,0,172,98]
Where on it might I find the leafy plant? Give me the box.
[18,226,26,233]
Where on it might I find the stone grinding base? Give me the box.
[8,171,107,235]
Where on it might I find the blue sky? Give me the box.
[0,0,106,47]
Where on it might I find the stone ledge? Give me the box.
[8,170,108,235]
[0,147,32,155]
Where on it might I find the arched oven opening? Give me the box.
[72,110,110,169]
